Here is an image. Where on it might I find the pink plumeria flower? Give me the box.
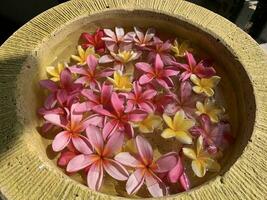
[75,83,113,113]
[164,81,200,118]
[124,81,157,112]
[136,54,179,89]
[167,153,190,191]
[67,126,129,191]
[115,135,177,197]
[174,52,216,81]
[40,68,82,106]
[44,103,102,152]
[69,55,113,89]
[101,27,135,52]
[133,27,155,48]
[92,92,148,139]
[147,37,175,65]
[190,114,232,154]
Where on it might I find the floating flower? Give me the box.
[182,136,220,177]
[148,37,175,65]
[71,46,99,65]
[161,111,194,144]
[46,62,65,82]
[191,114,232,154]
[190,74,220,97]
[174,52,216,81]
[115,135,177,197]
[196,99,224,123]
[75,83,113,113]
[136,54,179,89]
[92,92,147,139]
[107,70,132,92]
[101,27,135,52]
[164,81,200,118]
[80,28,105,53]
[124,81,157,112]
[133,27,155,47]
[171,39,193,57]
[44,103,102,152]
[69,55,113,89]
[135,113,162,133]
[39,68,82,106]
[67,126,129,191]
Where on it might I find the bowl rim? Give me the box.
[0,0,267,199]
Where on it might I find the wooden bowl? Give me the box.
[0,0,266,199]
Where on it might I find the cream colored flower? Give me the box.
[171,39,193,57]
[161,111,195,144]
[107,70,132,92]
[135,113,162,133]
[46,62,65,82]
[183,136,220,177]
[111,50,140,64]
[190,74,221,97]
[71,46,99,65]
[196,99,224,123]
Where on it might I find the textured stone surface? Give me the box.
[0,0,267,199]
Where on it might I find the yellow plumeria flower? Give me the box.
[161,111,195,144]
[107,70,132,92]
[111,50,139,64]
[196,99,224,123]
[135,113,162,133]
[71,45,99,65]
[171,39,193,57]
[182,136,221,177]
[190,74,221,97]
[46,62,65,82]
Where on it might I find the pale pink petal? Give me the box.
[138,102,154,113]
[168,156,183,183]
[81,89,99,103]
[102,119,119,140]
[70,103,83,124]
[161,54,175,65]
[180,81,192,102]
[75,76,89,85]
[103,29,116,39]
[115,27,125,40]
[81,115,103,130]
[39,80,58,92]
[103,159,129,180]
[155,152,177,173]
[135,62,153,73]
[98,68,114,78]
[99,55,114,63]
[144,28,155,42]
[103,132,124,157]
[119,42,133,51]
[141,89,157,99]
[72,137,92,154]
[68,66,87,75]
[52,131,70,152]
[128,110,147,122]
[67,154,97,172]
[57,151,77,167]
[125,101,135,113]
[126,169,145,195]
[179,172,190,191]
[87,161,103,191]
[163,69,179,77]
[139,74,154,85]
[134,27,144,41]
[133,81,142,95]
[123,31,135,42]
[111,92,124,116]
[105,41,118,52]
[75,101,96,113]
[87,55,98,72]
[136,135,153,165]
[115,152,142,168]
[145,172,166,197]
[86,125,103,154]
[156,78,169,89]
[44,114,66,128]
[180,72,192,81]
[92,105,114,117]
[186,52,196,67]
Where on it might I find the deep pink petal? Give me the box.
[100,84,113,105]
[39,80,58,92]
[139,74,154,85]
[179,172,190,191]
[60,68,72,88]
[57,151,77,167]
[156,78,169,89]
[103,159,129,181]
[135,62,153,73]
[154,54,164,71]
[52,131,70,152]
[103,132,124,157]
[180,81,192,102]
[111,92,124,116]
[102,119,119,140]
[72,137,92,154]
[138,102,154,113]
[75,101,96,113]
[67,154,97,172]
[186,52,197,67]
[68,66,88,75]
[115,152,142,168]
[86,125,103,154]
[92,105,114,117]
[74,76,89,85]
[125,101,135,113]
[126,169,145,195]
[87,161,104,191]
[133,81,142,95]
[44,113,66,128]
[127,110,147,122]
[168,156,183,183]
[56,89,68,105]
[98,68,114,78]
[141,89,157,99]
[162,69,179,77]
[81,89,99,103]
[136,135,153,165]
[145,172,166,197]
[155,152,177,173]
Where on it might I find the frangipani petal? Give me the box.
[87,161,104,191]
[115,152,142,168]
[67,154,97,172]
[182,148,197,160]
[52,131,70,152]
[192,160,206,177]
[126,169,145,195]
[145,172,166,197]
[136,135,153,165]
[103,159,129,181]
